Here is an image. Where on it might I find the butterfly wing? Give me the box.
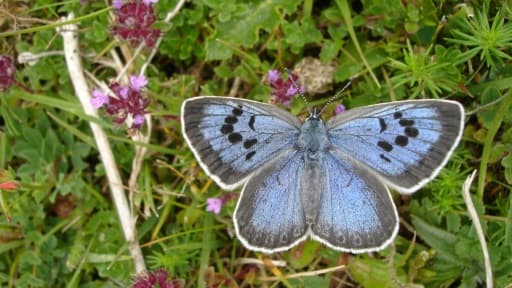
[311,151,398,253]
[326,100,464,194]
[234,149,308,253]
[181,96,301,190]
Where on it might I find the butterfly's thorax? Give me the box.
[298,116,330,224]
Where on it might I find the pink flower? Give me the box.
[267,70,280,82]
[111,0,161,48]
[206,198,222,214]
[91,90,110,108]
[0,56,15,92]
[267,70,305,107]
[133,114,145,125]
[120,87,129,99]
[131,268,182,288]
[93,75,150,130]
[130,75,148,91]
[112,0,123,9]
[334,104,346,115]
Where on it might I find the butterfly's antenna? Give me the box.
[318,77,354,116]
[285,68,312,115]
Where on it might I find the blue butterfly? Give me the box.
[181,96,464,253]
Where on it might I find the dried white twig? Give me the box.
[236,257,286,267]
[58,13,146,273]
[462,170,493,288]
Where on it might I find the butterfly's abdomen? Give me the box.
[299,117,329,224]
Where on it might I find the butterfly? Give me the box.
[181,96,464,253]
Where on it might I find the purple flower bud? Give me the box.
[267,70,280,83]
[142,0,158,4]
[130,75,148,91]
[133,114,145,125]
[285,86,298,97]
[112,0,123,9]
[0,56,15,92]
[206,198,222,214]
[111,0,160,48]
[131,268,182,288]
[91,90,109,108]
[334,104,346,115]
[119,87,129,99]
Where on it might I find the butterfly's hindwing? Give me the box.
[310,151,398,253]
[326,100,464,193]
[234,149,308,253]
[181,97,301,189]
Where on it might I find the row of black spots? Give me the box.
[394,111,419,138]
[244,138,258,160]
[377,110,423,163]
[217,104,259,161]
[220,104,244,145]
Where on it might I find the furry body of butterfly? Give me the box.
[181,96,464,253]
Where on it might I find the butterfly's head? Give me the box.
[306,107,323,122]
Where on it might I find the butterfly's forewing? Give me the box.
[234,149,308,253]
[181,97,301,189]
[311,151,398,252]
[326,100,464,194]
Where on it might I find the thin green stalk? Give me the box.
[303,0,313,18]
[505,190,512,245]
[477,89,512,200]
[198,214,214,288]
[0,7,111,38]
[334,0,380,87]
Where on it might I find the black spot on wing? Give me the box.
[228,133,243,144]
[245,151,256,160]
[249,115,256,131]
[232,105,243,116]
[379,118,387,133]
[395,135,408,146]
[399,119,414,126]
[377,140,393,152]
[243,138,258,149]
[220,124,233,134]
[405,127,419,138]
[224,116,238,124]
[380,154,391,162]
[394,112,402,119]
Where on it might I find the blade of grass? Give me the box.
[334,0,380,87]
[477,89,512,200]
[198,213,214,288]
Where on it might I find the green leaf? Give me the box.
[282,17,323,53]
[287,240,320,269]
[349,257,406,287]
[411,215,459,264]
[489,143,506,164]
[209,0,301,60]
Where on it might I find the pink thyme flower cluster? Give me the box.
[91,75,149,130]
[111,0,160,48]
[0,56,15,92]
[334,104,346,115]
[206,193,237,214]
[131,268,182,288]
[267,69,305,107]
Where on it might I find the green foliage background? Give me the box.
[1,0,512,287]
